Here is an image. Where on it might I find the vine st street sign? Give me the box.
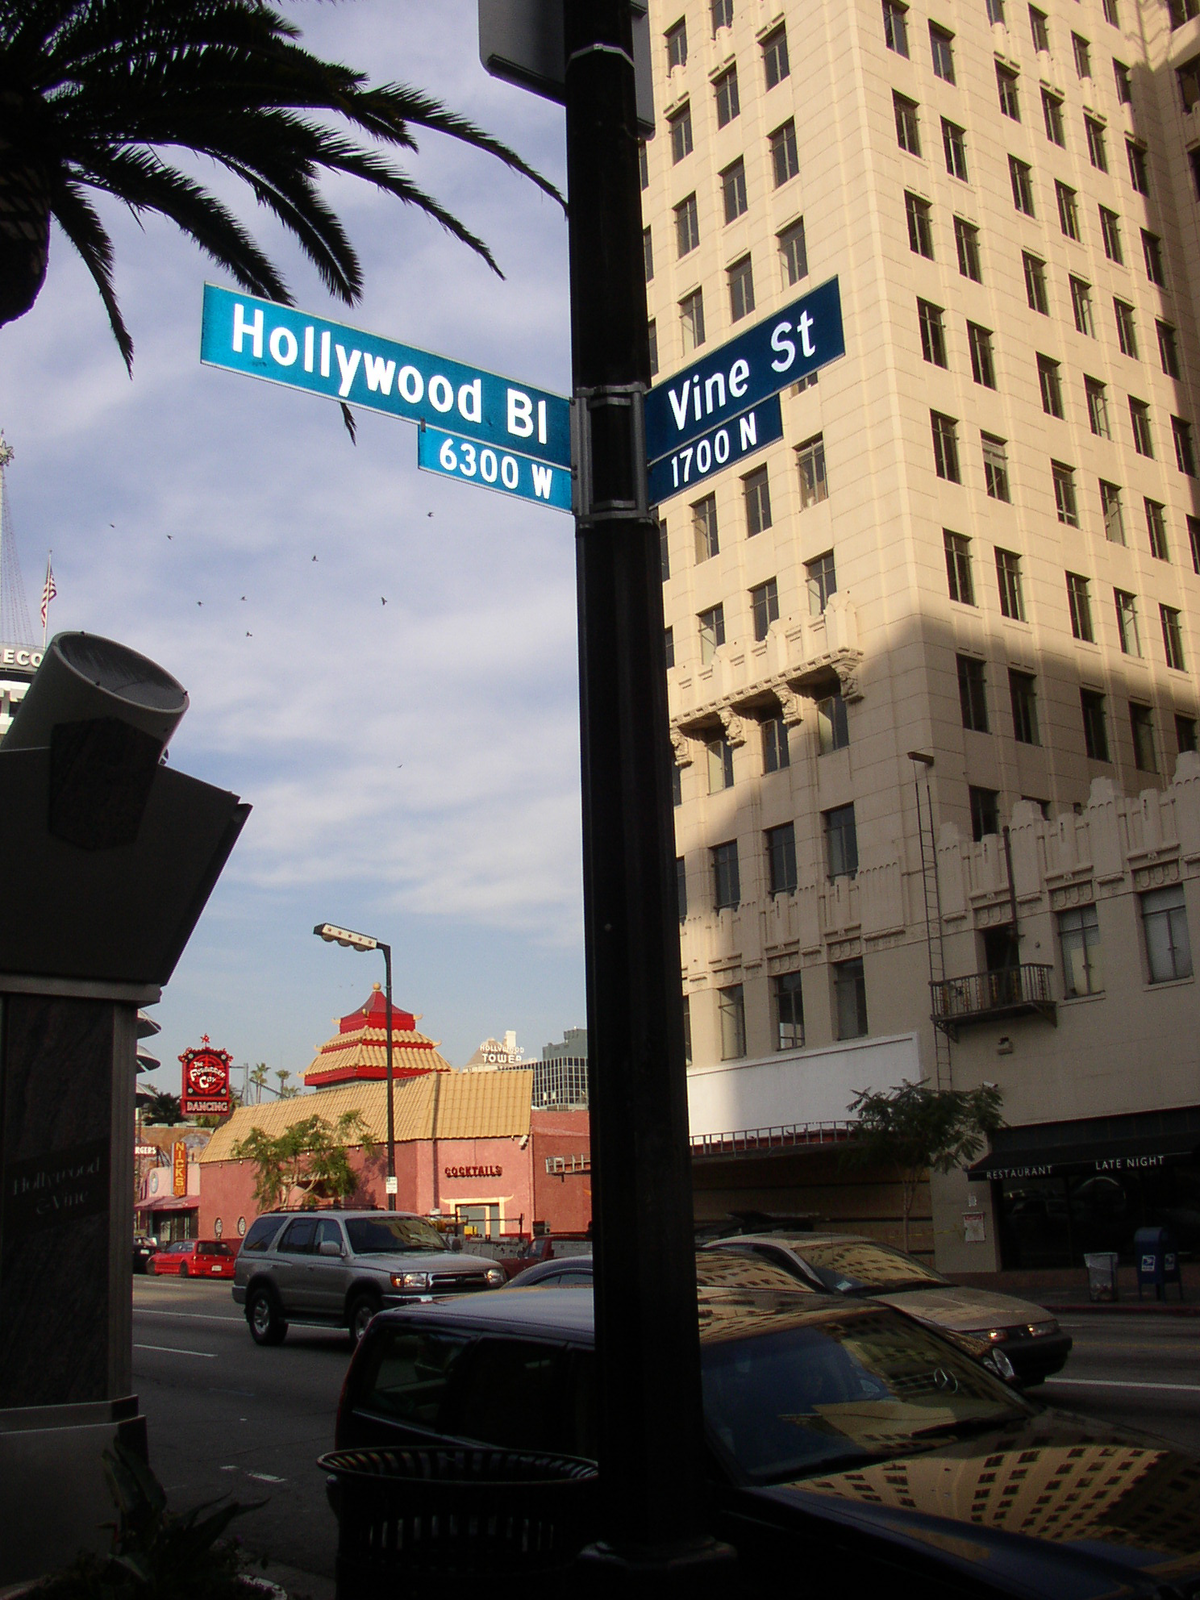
[647,394,783,504]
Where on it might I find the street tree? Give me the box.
[275,1068,298,1100]
[843,1080,1004,1254]
[231,1110,372,1209]
[249,1063,270,1104]
[0,0,561,387]
[142,1089,183,1126]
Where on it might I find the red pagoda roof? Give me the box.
[303,984,451,1087]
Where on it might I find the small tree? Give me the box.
[843,1080,1004,1254]
[275,1068,298,1100]
[142,1089,183,1126]
[249,1063,270,1103]
[231,1111,372,1210]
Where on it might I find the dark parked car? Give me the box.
[334,1284,1200,1597]
[705,1233,1071,1384]
[132,1234,157,1274]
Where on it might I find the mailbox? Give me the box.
[1134,1226,1183,1300]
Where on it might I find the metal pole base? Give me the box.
[574,1536,738,1596]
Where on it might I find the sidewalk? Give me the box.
[950,1263,1200,1314]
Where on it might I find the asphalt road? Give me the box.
[133,1280,1200,1592]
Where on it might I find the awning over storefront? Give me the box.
[134,1196,197,1213]
[970,1106,1200,1183]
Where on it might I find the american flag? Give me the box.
[40,553,56,630]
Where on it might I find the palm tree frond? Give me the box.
[49,174,132,369]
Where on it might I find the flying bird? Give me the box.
[166,534,172,540]
[381,597,387,605]
[312,555,318,562]
[241,595,246,601]
[246,631,253,637]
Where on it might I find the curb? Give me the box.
[1052,1301,1200,1316]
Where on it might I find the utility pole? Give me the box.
[564,1,733,1585]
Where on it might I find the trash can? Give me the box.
[1084,1251,1119,1303]
[1134,1226,1183,1301]
[318,1446,599,1597]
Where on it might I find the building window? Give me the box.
[1180,54,1200,111]
[1023,252,1049,314]
[1129,398,1153,458]
[766,822,798,896]
[964,322,994,386]
[1042,90,1065,146]
[942,118,968,180]
[1010,156,1035,215]
[639,140,649,190]
[769,121,801,190]
[642,226,654,281]
[954,217,982,281]
[1085,377,1110,438]
[762,715,790,772]
[1070,277,1095,337]
[712,0,733,31]
[1037,354,1064,418]
[664,626,674,668]
[675,193,699,257]
[894,92,921,155]
[797,437,829,509]
[1191,146,1200,201]
[743,466,771,535]
[1146,498,1169,561]
[698,603,725,663]
[1085,117,1108,172]
[676,855,687,921]
[721,158,748,223]
[1158,322,1181,379]
[818,693,850,753]
[1162,605,1186,671]
[970,785,1000,841]
[982,433,1010,501]
[930,23,955,82]
[707,735,735,792]
[997,65,1020,120]
[1173,417,1198,477]
[1055,181,1079,240]
[1177,714,1198,755]
[931,412,960,482]
[918,299,947,367]
[834,959,869,1040]
[680,288,705,351]
[958,654,989,732]
[1130,702,1157,772]
[672,760,683,807]
[1114,297,1137,353]
[1060,904,1102,996]
[750,578,779,641]
[1142,230,1166,287]
[806,549,837,614]
[1067,572,1094,642]
[718,984,746,1059]
[824,803,858,880]
[996,547,1025,619]
[648,318,658,378]
[1191,516,1200,575]
[1127,140,1149,195]
[883,0,909,56]
[659,521,670,581]
[1114,59,1132,103]
[1100,480,1126,544]
[1143,885,1192,982]
[1073,32,1092,77]
[763,25,790,89]
[669,103,693,163]
[1115,589,1141,656]
[778,220,807,285]
[774,972,804,1050]
[728,255,755,322]
[666,17,688,70]
[1100,207,1123,264]
[1009,670,1040,744]
[1029,5,1050,52]
[944,530,974,605]
[714,66,740,127]
[1081,689,1109,761]
[1052,463,1078,527]
[905,192,934,258]
[681,993,691,1061]
[987,0,1006,21]
[712,840,740,909]
[693,494,719,562]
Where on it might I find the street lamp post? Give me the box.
[314,923,396,1211]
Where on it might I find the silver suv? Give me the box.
[232,1209,504,1346]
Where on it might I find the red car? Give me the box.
[147,1239,238,1278]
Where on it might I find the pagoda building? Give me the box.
[302,983,453,1088]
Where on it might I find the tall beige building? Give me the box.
[643,0,1200,1269]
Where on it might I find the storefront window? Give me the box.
[997,1161,1200,1268]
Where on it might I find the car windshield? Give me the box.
[701,1306,1028,1485]
[794,1239,946,1294]
[346,1217,446,1254]
[199,1241,233,1256]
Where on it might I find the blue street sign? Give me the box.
[200,283,571,468]
[644,276,844,462]
[417,424,573,511]
[647,395,782,504]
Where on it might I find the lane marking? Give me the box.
[246,1472,287,1484]
[134,1343,218,1359]
[1046,1377,1200,1394]
[134,1308,244,1324]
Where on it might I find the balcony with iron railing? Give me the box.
[931,963,1056,1038]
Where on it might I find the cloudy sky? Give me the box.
[1,2,585,1089]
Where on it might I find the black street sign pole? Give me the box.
[564,0,734,1585]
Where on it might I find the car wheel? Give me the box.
[348,1294,379,1347]
[179,1262,189,1278]
[146,1261,156,1276]
[247,1288,287,1346]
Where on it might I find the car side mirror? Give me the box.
[318,1240,344,1257]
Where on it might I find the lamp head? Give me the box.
[314,922,378,952]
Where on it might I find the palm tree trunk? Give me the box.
[0,143,50,327]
